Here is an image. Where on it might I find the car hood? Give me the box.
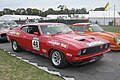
[50,33,106,49]
[91,31,120,38]
[0,28,10,34]
[106,32,120,38]
[55,33,95,42]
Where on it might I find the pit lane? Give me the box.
[0,42,120,80]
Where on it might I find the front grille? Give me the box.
[81,43,110,55]
[1,33,6,37]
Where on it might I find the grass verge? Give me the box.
[0,49,63,80]
[101,26,120,33]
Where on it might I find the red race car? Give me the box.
[7,23,110,68]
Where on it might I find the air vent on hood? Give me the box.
[90,37,95,40]
[78,39,85,41]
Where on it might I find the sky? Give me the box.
[0,0,120,11]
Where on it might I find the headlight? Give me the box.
[100,45,103,49]
[77,50,82,56]
[83,49,87,54]
[114,37,117,43]
[77,49,87,56]
[105,44,108,49]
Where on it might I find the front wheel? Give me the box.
[12,40,21,52]
[50,50,68,69]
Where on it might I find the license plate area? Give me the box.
[90,56,97,62]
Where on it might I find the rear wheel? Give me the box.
[12,40,21,52]
[50,50,68,69]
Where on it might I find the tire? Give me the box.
[50,50,68,69]
[12,40,21,52]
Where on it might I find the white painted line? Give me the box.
[11,54,16,56]
[38,66,49,72]
[47,70,61,76]
[16,56,22,59]
[8,52,11,54]
[29,62,38,66]
[63,77,75,80]
[3,49,6,51]
[21,59,30,63]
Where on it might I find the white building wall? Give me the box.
[89,18,120,25]
[89,11,120,26]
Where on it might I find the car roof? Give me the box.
[73,23,91,26]
[24,22,64,26]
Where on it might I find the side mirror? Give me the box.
[34,32,39,36]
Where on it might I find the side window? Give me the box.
[27,26,40,34]
[40,25,53,34]
[21,26,28,32]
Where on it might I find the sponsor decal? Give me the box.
[60,43,67,48]
[10,31,16,35]
[48,40,68,48]
[42,49,46,53]
[10,31,20,36]
[66,53,72,57]
[48,40,60,46]
[16,32,20,36]
[86,41,104,47]
[32,37,40,50]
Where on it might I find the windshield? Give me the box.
[41,24,73,34]
[0,22,9,29]
[88,24,104,32]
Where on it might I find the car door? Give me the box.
[19,26,29,48]
[19,25,42,53]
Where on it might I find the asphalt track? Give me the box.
[0,42,120,80]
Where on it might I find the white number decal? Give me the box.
[32,37,39,50]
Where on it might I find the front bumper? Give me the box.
[69,48,110,64]
[110,43,120,50]
[70,54,104,66]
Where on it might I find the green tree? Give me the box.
[26,8,33,15]
[0,11,3,16]
[3,8,13,14]
[32,8,40,15]
[16,8,26,15]
[80,7,87,14]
